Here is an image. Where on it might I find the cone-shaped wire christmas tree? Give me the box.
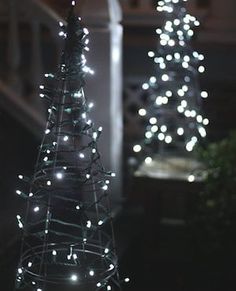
[15,3,123,291]
[132,0,209,165]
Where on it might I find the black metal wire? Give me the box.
[15,4,122,291]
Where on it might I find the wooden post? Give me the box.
[80,0,123,209]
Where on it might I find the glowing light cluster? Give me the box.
[15,3,128,291]
[133,0,209,165]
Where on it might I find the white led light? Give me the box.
[182,62,189,68]
[16,190,22,195]
[185,110,191,118]
[71,274,78,281]
[79,153,85,159]
[174,19,180,26]
[150,76,157,83]
[162,97,168,104]
[63,135,69,141]
[47,181,51,186]
[142,83,149,90]
[88,102,94,108]
[138,108,147,116]
[166,54,173,61]
[34,206,40,213]
[199,127,207,137]
[107,285,112,291]
[168,39,175,46]
[201,91,208,98]
[145,132,152,139]
[151,125,158,133]
[149,117,157,125]
[145,157,152,164]
[158,133,165,141]
[177,106,184,113]
[83,28,89,35]
[28,262,32,268]
[165,135,172,144]
[18,268,23,274]
[102,185,108,191]
[188,175,195,183]
[160,125,167,132]
[188,30,194,37]
[148,51,155,58]
[166,90,172,97]
[197,115,203,123]
[186,141,194,152]
[162,74,169,82]
[198,54,204,61]
[45,129,50,134]
[174,52,181,60]
[18,175,23,179]
[89,270,95,276]
[177,89,184,97]
[156,96,163,105]
[97,283,102,287]
[177,128,184,136]
[93,132,98,139]
[133,145,142,153]
[198,66,205,73]
[203,118,209,125]
[56,172,63,180]
[181,100,187,107]
[52,250,57,256]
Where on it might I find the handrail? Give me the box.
[1,0,64,136]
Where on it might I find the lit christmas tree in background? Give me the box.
[132,0,209,168]
[15,2,128,290]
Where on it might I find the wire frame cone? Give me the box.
[15,6,121,291]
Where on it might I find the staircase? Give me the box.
[0,0,64,136]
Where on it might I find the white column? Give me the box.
[80,0,123,208]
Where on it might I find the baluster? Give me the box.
[139,0,152,10]
[30,19,46,116]
[31,19,42,93]
[8,0,21,92]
